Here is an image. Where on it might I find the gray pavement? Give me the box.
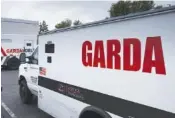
[1,106,11,118]
[1,70,53,118]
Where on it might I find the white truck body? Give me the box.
[1,18,39,69]
[19,6,175,118]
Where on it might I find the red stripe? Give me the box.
[1,47,7,56]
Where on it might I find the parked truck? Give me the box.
[19,6,175,118]
[1,18,39,69]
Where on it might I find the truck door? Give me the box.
[24,40,34,56]
[25,47,39,96]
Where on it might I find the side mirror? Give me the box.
[19,53,26,63]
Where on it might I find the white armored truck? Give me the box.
[1,18,39,69]
[19,6,175,118]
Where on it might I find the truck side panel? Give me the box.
[38,12,175,118]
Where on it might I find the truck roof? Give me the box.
[40,5,175,36]
[1,17,38,25]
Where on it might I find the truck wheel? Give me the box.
[19,80,33,104]
[80,111,103,118]
[7,57,20,70]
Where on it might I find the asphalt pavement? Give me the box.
[1,70,53,118]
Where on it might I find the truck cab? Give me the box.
[18,47,39,103]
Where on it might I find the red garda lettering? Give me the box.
[123,38,141,71]
[9,49,12,53]
[13,49,16,53]
[20,49,24,53]
[16,49,19,53]
[82,41,92,66]
[93,41,105,68]
[142,36,166,75]
[6,49,10,53]
[107,40,121,69]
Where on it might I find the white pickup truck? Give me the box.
[18,6,175,118]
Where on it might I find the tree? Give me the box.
[39,20,49,34]
[109,1,155,17]
[73,20,82,26]
[55,19,72,29]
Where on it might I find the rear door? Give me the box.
[24,40,34,56]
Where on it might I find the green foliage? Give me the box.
[39,20,49,34]
[109,1,155,17]
[73,20,82,26]
[55,19,72,29]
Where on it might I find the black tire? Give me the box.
[80,111,103,118]
[19,80,33,104]
[1,65,8,70]
[7,57,20,70]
